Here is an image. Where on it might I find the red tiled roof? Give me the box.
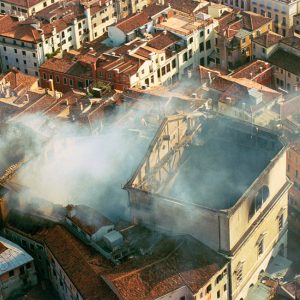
[166,0,201,15]
[44,225,117,300]
[241,11,271,31]
[253,31,282,48]
[116,3,168,33]
[2,0,44,8]
[0,69,37,90]
[231,60,271,79]
[116,11,150,33]
[102,236,227,300]
[147,31,179,50]
[0,15,43,43]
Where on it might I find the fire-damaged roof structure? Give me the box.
[124,113,290,253]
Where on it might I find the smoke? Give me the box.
[0,99,165,221]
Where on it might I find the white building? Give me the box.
[0,0,117,76]
[0,236,37,300]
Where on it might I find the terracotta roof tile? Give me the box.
[147,31,179,50]
[44,225,117,300]
[103,236,227,300]
[241,11,271,31]
[253,31,282,48]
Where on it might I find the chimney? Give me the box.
[208,71,212,83]
[49,79,54,91]
[91,62,96,79]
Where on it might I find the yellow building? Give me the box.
[125,113,291,300]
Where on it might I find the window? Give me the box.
[278,214,284,231]
[224,284,227,291]
[236,263,243,286]
[206,40,211,50]
[179,297,185,300]
[200,42,204,52]
[34,62,37,67]
[172,58,176,68]
[43,1,46,6]
[9,270,14,277]
[69,79,73,86]
[287,164,290,172]
[23,60,26,64]
[206,284,212,293]
[56,75,60,83]
[3,46,6,51]
[189,37,193,44]
[20,266,25,275]
[32,53,36,58]
[16,58,18,63]
[4,56,7,60]
[200,31,204,37]
[258,236,264,256]
[296,170,298,178]
[24,69,28,74]
[63,77,67,85]
[14,49,17,53]
[217,290,220,298]
[183,52,188,62]
[22,50,26,55]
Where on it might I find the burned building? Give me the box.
[125,113,291,300]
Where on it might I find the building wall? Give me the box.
[2,227,50,280]
[228,150,287,249]
[250,0,300,36]
[223,0,250,11]
[231,196,288,300]
[194,265,229,300]
[39,68,92,93]
[0,260,37,300]
[273,65,300,92]
[287,146,300,235]
[252,41,279,60]
[47,248,84,300]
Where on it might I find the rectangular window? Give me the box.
[258,238,264,256]
[200,42,204,52]
[69,79,73,86]
[63,77,67,85]
[206,40,211,50]
[56,75,60,83]
[236,264,243,286]
[183,52,188,62]
[22,50,26,55]
[172,58,176,68]
[278,214,283,231]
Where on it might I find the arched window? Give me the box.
[249,185,269,220]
